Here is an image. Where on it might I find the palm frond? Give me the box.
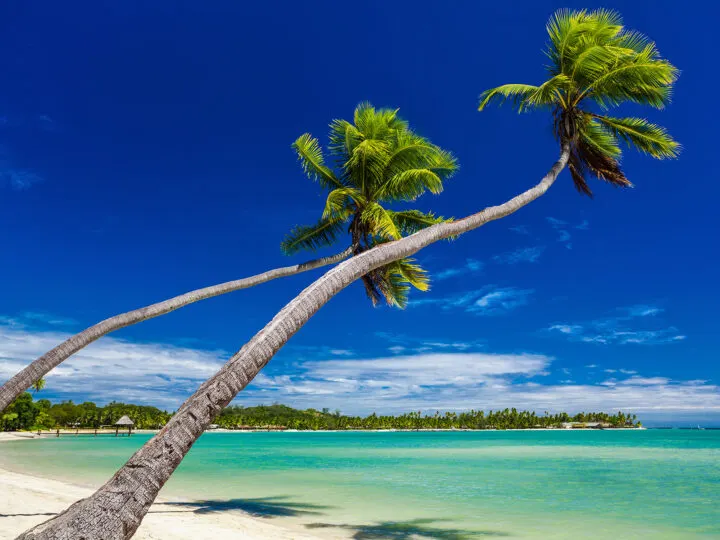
[592,115,680,158]
[346,138,391,193]
[322,187,365,220]
[587,45,678,109]
[525,74,573,107]
[478,84,542,112]
[378,169,444,202]
[375,258,430,309]
[581,118,621,159]
[573,137,632,196]
[360,202,401,240]
[280,217,347,255]
[393,258,430,292]
[481,8,678,199]
[353,102,403,140]
[292,134,344,189]
[389,209,450,235]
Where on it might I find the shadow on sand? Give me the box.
[306,518,511,539]
[157,495,331,518]
[0,512,57,518]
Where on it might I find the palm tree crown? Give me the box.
[31,378,45,394]
[282,102,458,306]
[479,9,679,196]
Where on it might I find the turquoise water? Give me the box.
[1,430,719,538]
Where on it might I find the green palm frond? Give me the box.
[592,116,680,158]
[393,258,430,292]
[587,53,678,109]
[378,169,445,202]
[525,74,573,108]
[479,8,678,196]
[328,119,364,169]
[360,202,401,240]
[322,187,365,220]
[376,258,430,309]
[389,209,449,235]
[292,134,344,189]
[478,84,541,112]
[353,102,404,140]
[581,118,621,159]
[346,138,392,194]
[280,217,346,255]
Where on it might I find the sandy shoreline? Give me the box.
[0,433,321,540]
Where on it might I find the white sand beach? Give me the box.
[0,433,320,540]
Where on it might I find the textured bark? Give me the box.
[0,248,352,413]
[17,145,570,540]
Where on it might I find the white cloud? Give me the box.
[413,287,533,316]
[470,288,533,315]
[549,324,582,335]
[546,217,588,250]
[2,321,718,421]
[493,246,545,264]
[251,352,552,406]
[547,305,684,345]
[376,333,485,355]
[509,225,530,235]
[245,350,720,417]
[0,323,227,408]
[434,259,484,281]
[619,376,670,386]
[410,285,534,316]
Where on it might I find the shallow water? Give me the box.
[1,430,718,538]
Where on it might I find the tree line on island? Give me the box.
[1,394,640,431]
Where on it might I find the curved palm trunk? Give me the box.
[18,145,569,540]
[0,248,352,413]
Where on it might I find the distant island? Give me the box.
[1,393,641,432]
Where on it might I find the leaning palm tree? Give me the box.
[284,102,457,307]
[479,8,678,195]
[18,10,678,539]
[0,103,456,413]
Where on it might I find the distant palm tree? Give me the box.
[18,11,678,539]
[283,102,457,306]
[31,378,45,394]
[479,9,678,195]
[0,103,456,412]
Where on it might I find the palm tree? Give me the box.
[31,378,45,394]
[283,102,457,307]
[18,11,678,539]
[478,9,678,196]
[0,103,456,413]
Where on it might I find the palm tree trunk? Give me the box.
[17,144,570,540]
[0,248,353,413]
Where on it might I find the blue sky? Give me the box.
[1,1,718,426]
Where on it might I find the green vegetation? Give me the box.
[479,9,678,196]
[0,393,171,431]
[0,394,640,431]
[215,405,640,430]
[283,102,458,307]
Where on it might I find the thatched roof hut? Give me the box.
[113,415,135,436]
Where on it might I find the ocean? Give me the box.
[1,430,718,538]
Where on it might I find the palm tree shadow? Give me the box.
[158,496,331,518]
[0,512,57,517]
[306,518,511,539]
